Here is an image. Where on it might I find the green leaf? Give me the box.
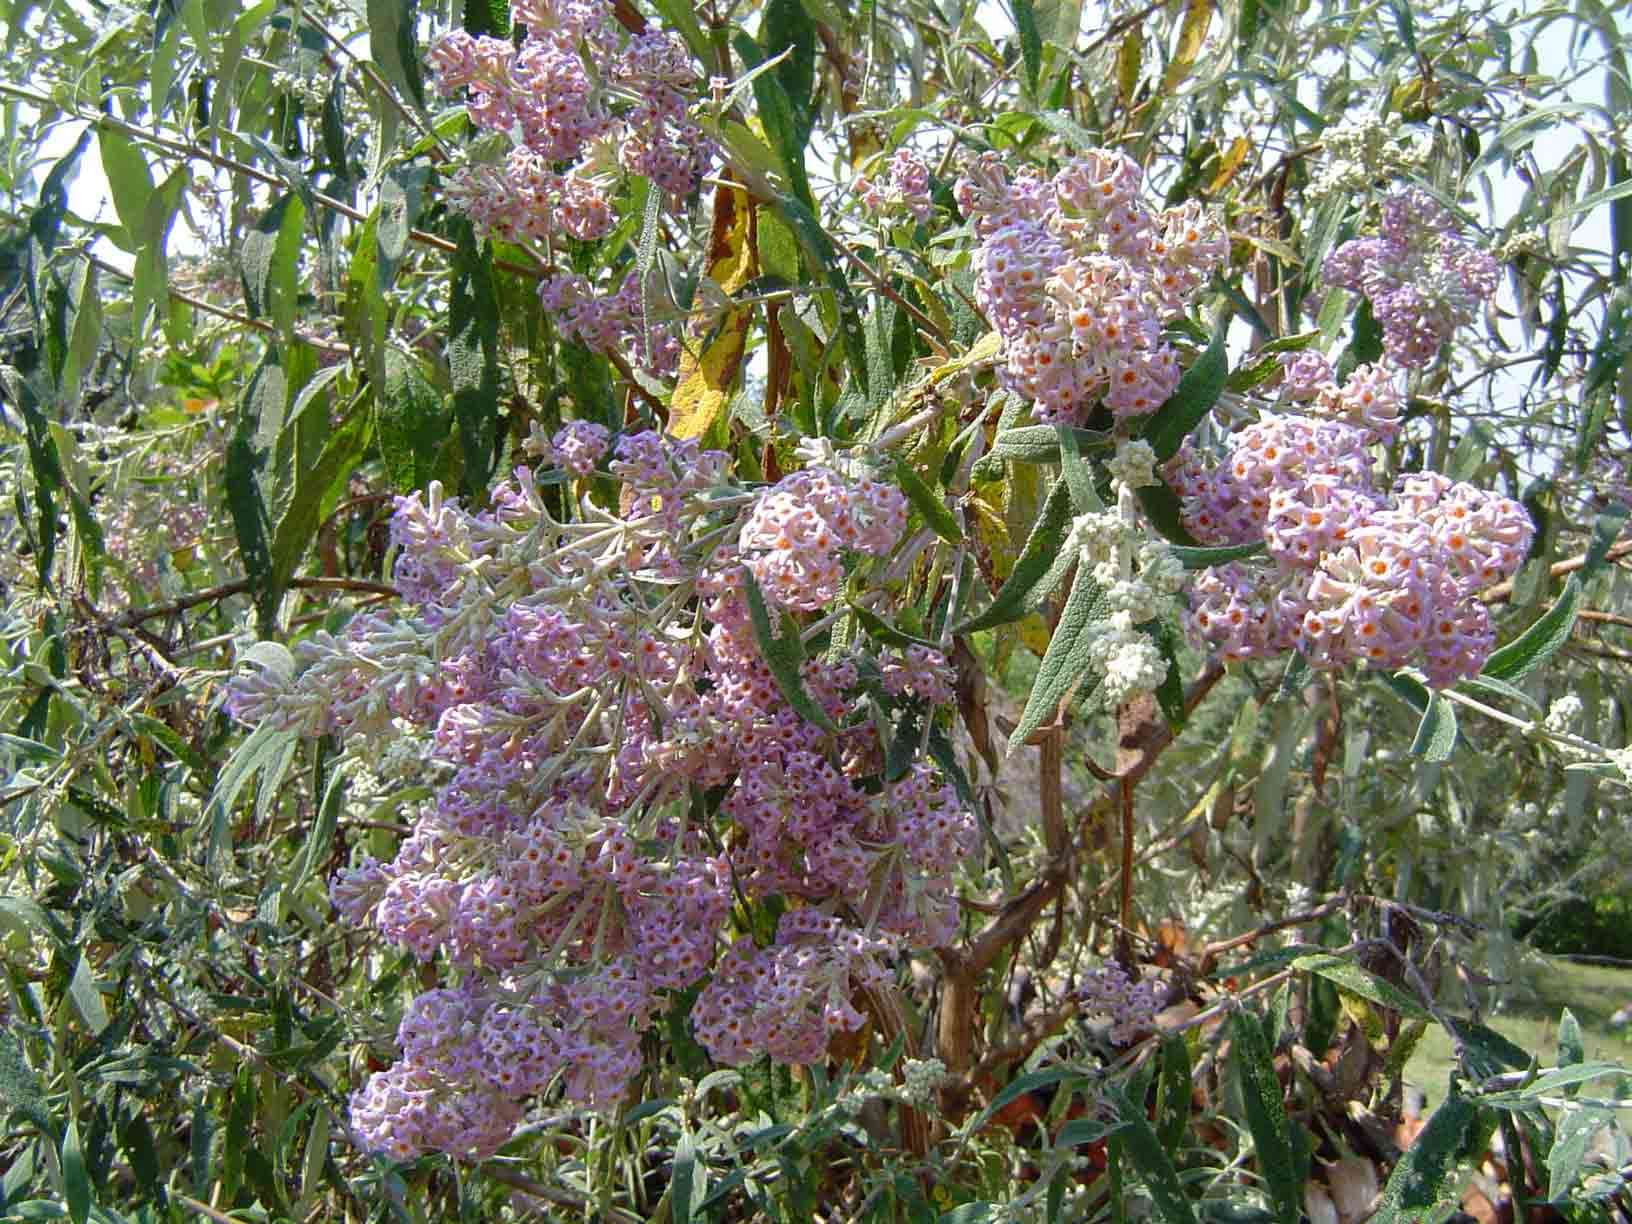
[1291,954,1432,1020]
[741,568,838,733]
[1033,110,1104,154]
[1479,1061,1630,1104]
[1109,1087,1198,1224]
[1556,1008,1585,1076]
[852,604,940,650]
[448,222,501,499]
[1055,424,1103,513]
[1408,690,1458,762]
[68,954,109,1036]
[290,768,345,896]
[1140,318,1230,460]
[96,126,156,243]
[760,0,816,143]
[968,1068,1082,1139]
[376,164,428,289]
[1230,1011,1302,1224]
[239,193,306,336]
[896,458,962,544]
[1482,575,1581,681]
[672,1130,703,1224]
[1170,541,1264,569]
[225,351,283,633]
[737,33,815,209]
[1547,1107,1611,1202]
[771,192,871,400]
[366,0,425,109]
[1137,480,1202,546]
[378,349,447,491]
[1154,1033,1191,1152]
[1011,568,1112,748]
[1014,0,1042,90]
[958,477,1076,633]
[982,424,1115,465]
[0,1028,52,1135]
[1371,1087,1477,1224]
[1054,1116,1128,1148]
[63,1116,91,1224]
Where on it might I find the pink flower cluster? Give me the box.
[226,433,976,1160]
[429,0,711,246]
[857,149,934,223]
[540,271,680,380]
[958,149,1228,423]
[1323,188,1498,368]
[1167,365,1532,687]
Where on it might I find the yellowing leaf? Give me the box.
[1207,136,1251,194]
[1163,0,1214,92]
[670,182,759,440]
[708,184,756,295]
[931,330,1003,383]
[1017,613,1052,657]
[670,309,752,439]
[1117,29,1143,107]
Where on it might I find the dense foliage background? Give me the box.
[2,0,1631,1219]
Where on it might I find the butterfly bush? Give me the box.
[1323,188,1499,368]
[429,0,710,379]
[958,148,1228,424]
[1168,355,1532,687]
[226,431,978,1160]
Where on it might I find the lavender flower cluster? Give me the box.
[226,431,977,1161]
[1076,963,1163,1045]
[1168,354,1532,687]
[430,0,709,242]
[429,0,709,379]
[1323,189,1498,368]
[857,149,934,223]
[958,149,1228,424]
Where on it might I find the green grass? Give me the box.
[1406,951,1632,1110]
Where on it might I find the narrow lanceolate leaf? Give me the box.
[1162,0,1214,91]
[1556,1008,1585,1084]
[1171,541,1264,568]
[379,349,448,491]
[1481,575,1581,681]
[226,352,283,633]
[741,568,837,733]
[1291,954,1432,1020]
[376,164,428,289]
[1230,1010,1303,1224]
[1140,319,1229,460]
[69,954,110,1036]
[672,1130,702,1224]
[1371,1088,1478,1224]
[1109,1087,1198,1224]
[1409,690,1458,762]
[448,221,501,498]
[97,125,156,244]
[771,192,870,399]
[1155,1033,1192,1152]
[983,424,1115,465]
[1010,568,1113,749]
[1547,1107,1611,1202]
[958,477,1075,633]
[1013,0,1042,90]
[63,1115,92,1224]
[240,193,306,336]
[896,458,962,544]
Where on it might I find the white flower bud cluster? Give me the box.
[1071,509,1186,707]
[1544,694,1584,734]
[1105,439,1159,489]
[899,1057,947,1104]
[1309,117,1433,200]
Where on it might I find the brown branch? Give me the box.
[110,576,401,630]
[1578,608,1632,630]
[1480,538,1632,604]
[87,254,351,356]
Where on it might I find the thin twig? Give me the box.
[111,576,401,630]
